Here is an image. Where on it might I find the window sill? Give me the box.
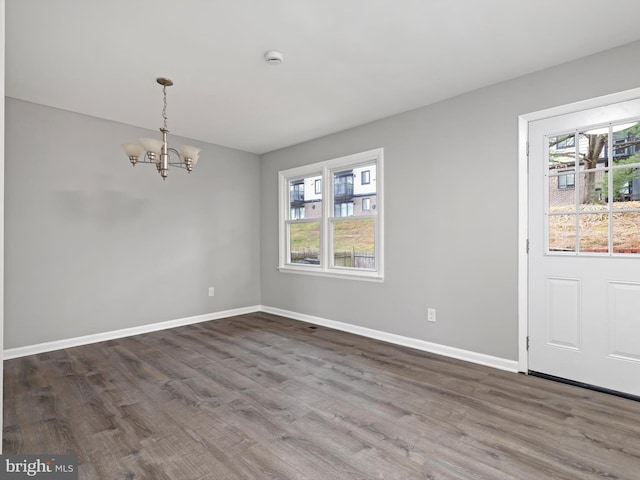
[277,265,384,283]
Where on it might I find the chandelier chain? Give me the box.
[162,85,168,130]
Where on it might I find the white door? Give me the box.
[528,98,640,397]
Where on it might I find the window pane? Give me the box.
[578,213,609,252]
[578,128,608,205]
[332,218,375,269]
[611,121,640,165]
[577,168,607,210]
[548,135,576,210]
[613,210,640,254]
[604,164,640,205]
[289,222,320,264]
[548,213,576,252]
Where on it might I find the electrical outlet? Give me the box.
[208,287,215,297]
[427,308,436,323]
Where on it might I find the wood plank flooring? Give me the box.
[4,312,640,479]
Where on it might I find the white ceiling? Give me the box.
[7,0,640,154]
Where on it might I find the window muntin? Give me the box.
[278,148,383,280]
[546,122,640,255]
[285,174,322,265]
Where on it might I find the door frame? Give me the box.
[517,86,640,373]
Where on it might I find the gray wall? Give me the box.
[5,98,261,349]
[260,40,640,361]
[7,40,640,358]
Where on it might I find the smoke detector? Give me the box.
[264,50,284,65]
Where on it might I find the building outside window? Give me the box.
[334,171,354,198]
[290,181,304,202]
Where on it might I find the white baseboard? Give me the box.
[4,305,519,373]
[261,305,519,373]
[3,305,261,360]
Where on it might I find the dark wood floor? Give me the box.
[4,312,640,479]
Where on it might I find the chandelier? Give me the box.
[122,77,201,180]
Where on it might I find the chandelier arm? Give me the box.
[140,153,157,164]
[166,148,188,169]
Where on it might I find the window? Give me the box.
[279,148,383,280]
[546,123,640,255]
[558,173,575,189]
[290,206,305,220]
[361,170,371,185]
[334,202,354,217]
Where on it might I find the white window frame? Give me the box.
[278,148,384,281]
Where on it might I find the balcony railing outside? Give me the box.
[334,183,354,198]
[290,190,305,203]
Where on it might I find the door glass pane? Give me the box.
[548,213,576,252]
[332,218,375,269]
[605,165,640,207]
[578,169,609,211]
[548,135,576,211]
[613,211,640,253]
[578,213,609,252]
[611,121,640,168]
[289,222,320,264]
[578,128,608,206]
